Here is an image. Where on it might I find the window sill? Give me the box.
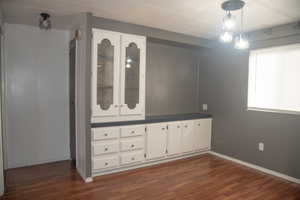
[247,107,300,116]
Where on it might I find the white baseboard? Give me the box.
[209,151,300,185]
[93,150,209,177]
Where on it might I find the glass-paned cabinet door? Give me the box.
[92,29,120,116]
[120,35,146,115]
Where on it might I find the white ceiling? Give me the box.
[1,0,300,38]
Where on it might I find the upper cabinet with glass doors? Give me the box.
[91,29,146,123]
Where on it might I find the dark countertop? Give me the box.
[91,113,212,128]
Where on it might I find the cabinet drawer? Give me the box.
[120,138,144,151]
[92,127,119,141]
[92,155,119,170]
[121,125,145,138]
[93,141,119,155]
[120,151,144,165]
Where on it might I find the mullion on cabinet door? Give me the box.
[119,34,146,116]
[91,29,120,117]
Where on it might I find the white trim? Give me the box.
[209,151,300,185]
[93,150,209,177]
[84,177,93,183]
[2,23,8,170]
[247,107,300,116]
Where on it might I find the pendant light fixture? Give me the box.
[234,8,249,49]
[219,31,233,43]
[223,11,236,30]
[220,0,249,49]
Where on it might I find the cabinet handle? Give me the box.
[105,162,108,166]
[104,147,108,151]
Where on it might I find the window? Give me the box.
[248,44,300,114]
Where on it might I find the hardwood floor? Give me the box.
[2,154,300,200]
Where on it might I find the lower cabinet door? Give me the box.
[92,155,119,170]
[194,119,212,150]
[167,122,182,155]
[120,151,144,165]
[181,120,195,153]
[146,123,167,160]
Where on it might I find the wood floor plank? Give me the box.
[2,154,300,200]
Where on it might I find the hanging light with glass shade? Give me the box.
[219,0,249,49]
[234,8,249,49]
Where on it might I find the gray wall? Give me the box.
[92,16,213,48]
[146,40,200,116]
[4,23,70,168]
[198,37,300,179]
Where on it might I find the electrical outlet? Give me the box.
[259,142,264,152]
[202,104,208,111]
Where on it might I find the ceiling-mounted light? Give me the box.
[219,0,250,50]
[219,31,233,43]
[223,12,236,30]
[234,34,249,49]
[39,13,51,30]
[234,8,249,49]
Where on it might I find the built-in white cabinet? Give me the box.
[167,122,182,155]
[91,118,212,176]
[91,29,146,123]
[193,119,212,150]
[146,123,167,160]
[181,120,195,153]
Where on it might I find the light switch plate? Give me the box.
[259,142,264,152]
[202,104,208,111]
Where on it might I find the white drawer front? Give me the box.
[121,125,145,138]
[92,156,119,170]
[120,151,144,165]
[93,141,119,155]
[92,127,119,141]
[120,138,144,151]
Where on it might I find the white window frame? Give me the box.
[247,43,300,115]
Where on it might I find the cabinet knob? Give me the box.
[105,162,108,166]
[104,133,108,136]
[184,125,188,128]
[131,157,135,161]
[104,147,108,151]
[114,105,118,108]
[177,126,180,128]
[131,144,135,148]
[162,128,165,130]
[131,131,135,134]
[198,124,201,126]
